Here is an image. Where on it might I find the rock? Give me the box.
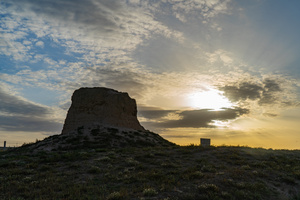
[15,87,175,151]
[62,87,145,134]
[19,125,174,151]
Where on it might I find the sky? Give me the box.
[1,0,300,149]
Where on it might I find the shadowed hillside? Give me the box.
[19,126,175,151]
[1,145,300,199]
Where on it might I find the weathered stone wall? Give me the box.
[62,87,145,134]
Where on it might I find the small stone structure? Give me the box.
[200,138,211,147]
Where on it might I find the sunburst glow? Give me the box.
[187,89,233,110]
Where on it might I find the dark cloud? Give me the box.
[219,79,282,105]
[10,0,125,35]
[83,67,147,99]
[263,79,281,92]
[0,88,62,133]
[0,115,62,132]
[161,108,249,128]
[0,88,50,116]
[139,110,176,119]
[258,79,281,105]
[220,82,263,102]
[61,67,147,99]
[142,107,249,129]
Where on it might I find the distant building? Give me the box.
[200,138,211,147]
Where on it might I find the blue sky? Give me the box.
[1,0,300,148]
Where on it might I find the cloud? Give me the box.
[14,0,129,36]
[0,115,62,132]
[57,66,300,114]
[142,107,249,128]
[1,0,232,70]
[0,87,50,116]
[219,79,282,105]
[0,0,235,93]
[90,67,146,97]
[35,41,44,48]
[220,82,263,102]
[2,0,183,61]
[263,113,278,118]
[53,66,149,100]
[0,86,63,133]
[146,0,232,22]
[139,109,177,120]
[258,79,282,105]
[206,49,234,65]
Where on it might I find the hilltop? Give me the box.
[23,87,174,151]
[20,126,174,151]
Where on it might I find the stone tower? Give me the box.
[62,87,145,134]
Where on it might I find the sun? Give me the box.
[187,88,233,110]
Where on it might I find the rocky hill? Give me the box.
[26,87,174,151]
[26,126,173,151]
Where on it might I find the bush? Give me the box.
[107,191,122,200]
[143,188,158,196]
[198,183,219,192]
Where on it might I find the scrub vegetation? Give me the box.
[1,145,300,199]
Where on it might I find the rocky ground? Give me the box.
[20,126,174,151]
[1,142,300,200]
